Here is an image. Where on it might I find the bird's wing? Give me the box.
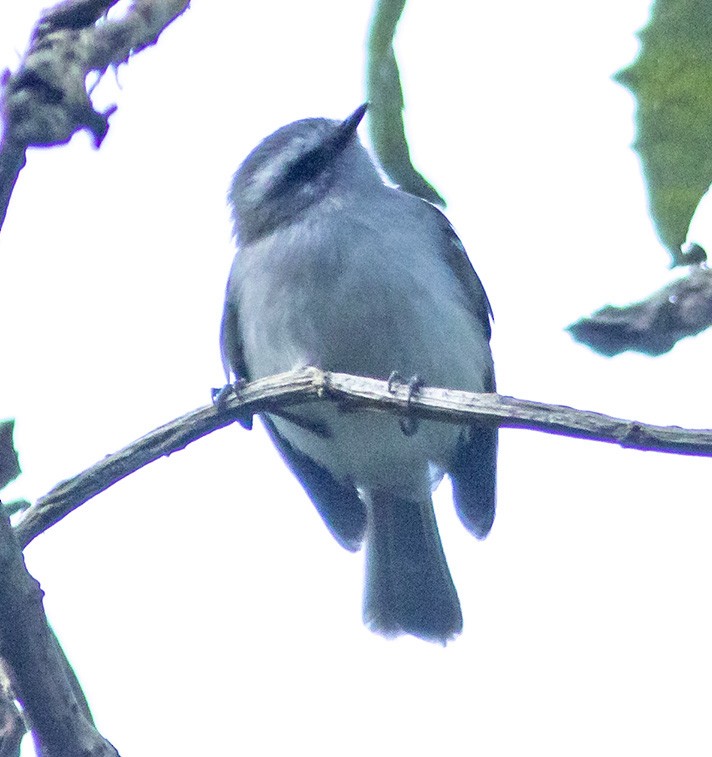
[261,416,367,552]
[424,202,494,343]
[220,283,367,551]
[450,422,498,539]
[422,201,498,538]
[219,292,248,382]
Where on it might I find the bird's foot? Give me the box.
[211,379,253,430]
[387,372,424,436]
[211,383,234,408]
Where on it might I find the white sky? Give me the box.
[3,2,712,755]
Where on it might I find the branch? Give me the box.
[0,141,26,235]
[0,662,25,757]
[0,507,118,756]
[14,367,712,549]
[0,0,189,231]
[568,265,712,356]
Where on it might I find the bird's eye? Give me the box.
[283,148,324,186]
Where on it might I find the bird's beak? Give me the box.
[311,103,368,166]
[341,103,368,135]
[330,103,368,151]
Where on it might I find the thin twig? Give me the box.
[14,366,712,549]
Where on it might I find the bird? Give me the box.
[220,103,497,643]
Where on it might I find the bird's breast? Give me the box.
[233,210,491,394]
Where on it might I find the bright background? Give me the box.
[3,2,712,755]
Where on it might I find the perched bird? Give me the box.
[220,104,496,643]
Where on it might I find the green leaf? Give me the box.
[365,0,445,205]
[616,0,712,265]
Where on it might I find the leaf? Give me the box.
[365,0,445,205]
[0,420,21,491]
[567,267,712,356]
[2,500,30,517]
[615,0,712,265]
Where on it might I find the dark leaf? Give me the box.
[568,267,712,356]
[0,421,20,491]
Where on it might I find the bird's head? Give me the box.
[229,104,375,244]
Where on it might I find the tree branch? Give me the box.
[0,142,26,235]
[0,508,118,756]
[0,0,189,232]
[0,662,25,757]
[14,367,712,549]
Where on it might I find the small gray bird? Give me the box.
[220,104,496,643]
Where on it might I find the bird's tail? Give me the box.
[362,490,462,644]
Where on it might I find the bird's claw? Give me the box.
[387,372,424,436]
[211,383,234,408]
[211,379,253,430]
